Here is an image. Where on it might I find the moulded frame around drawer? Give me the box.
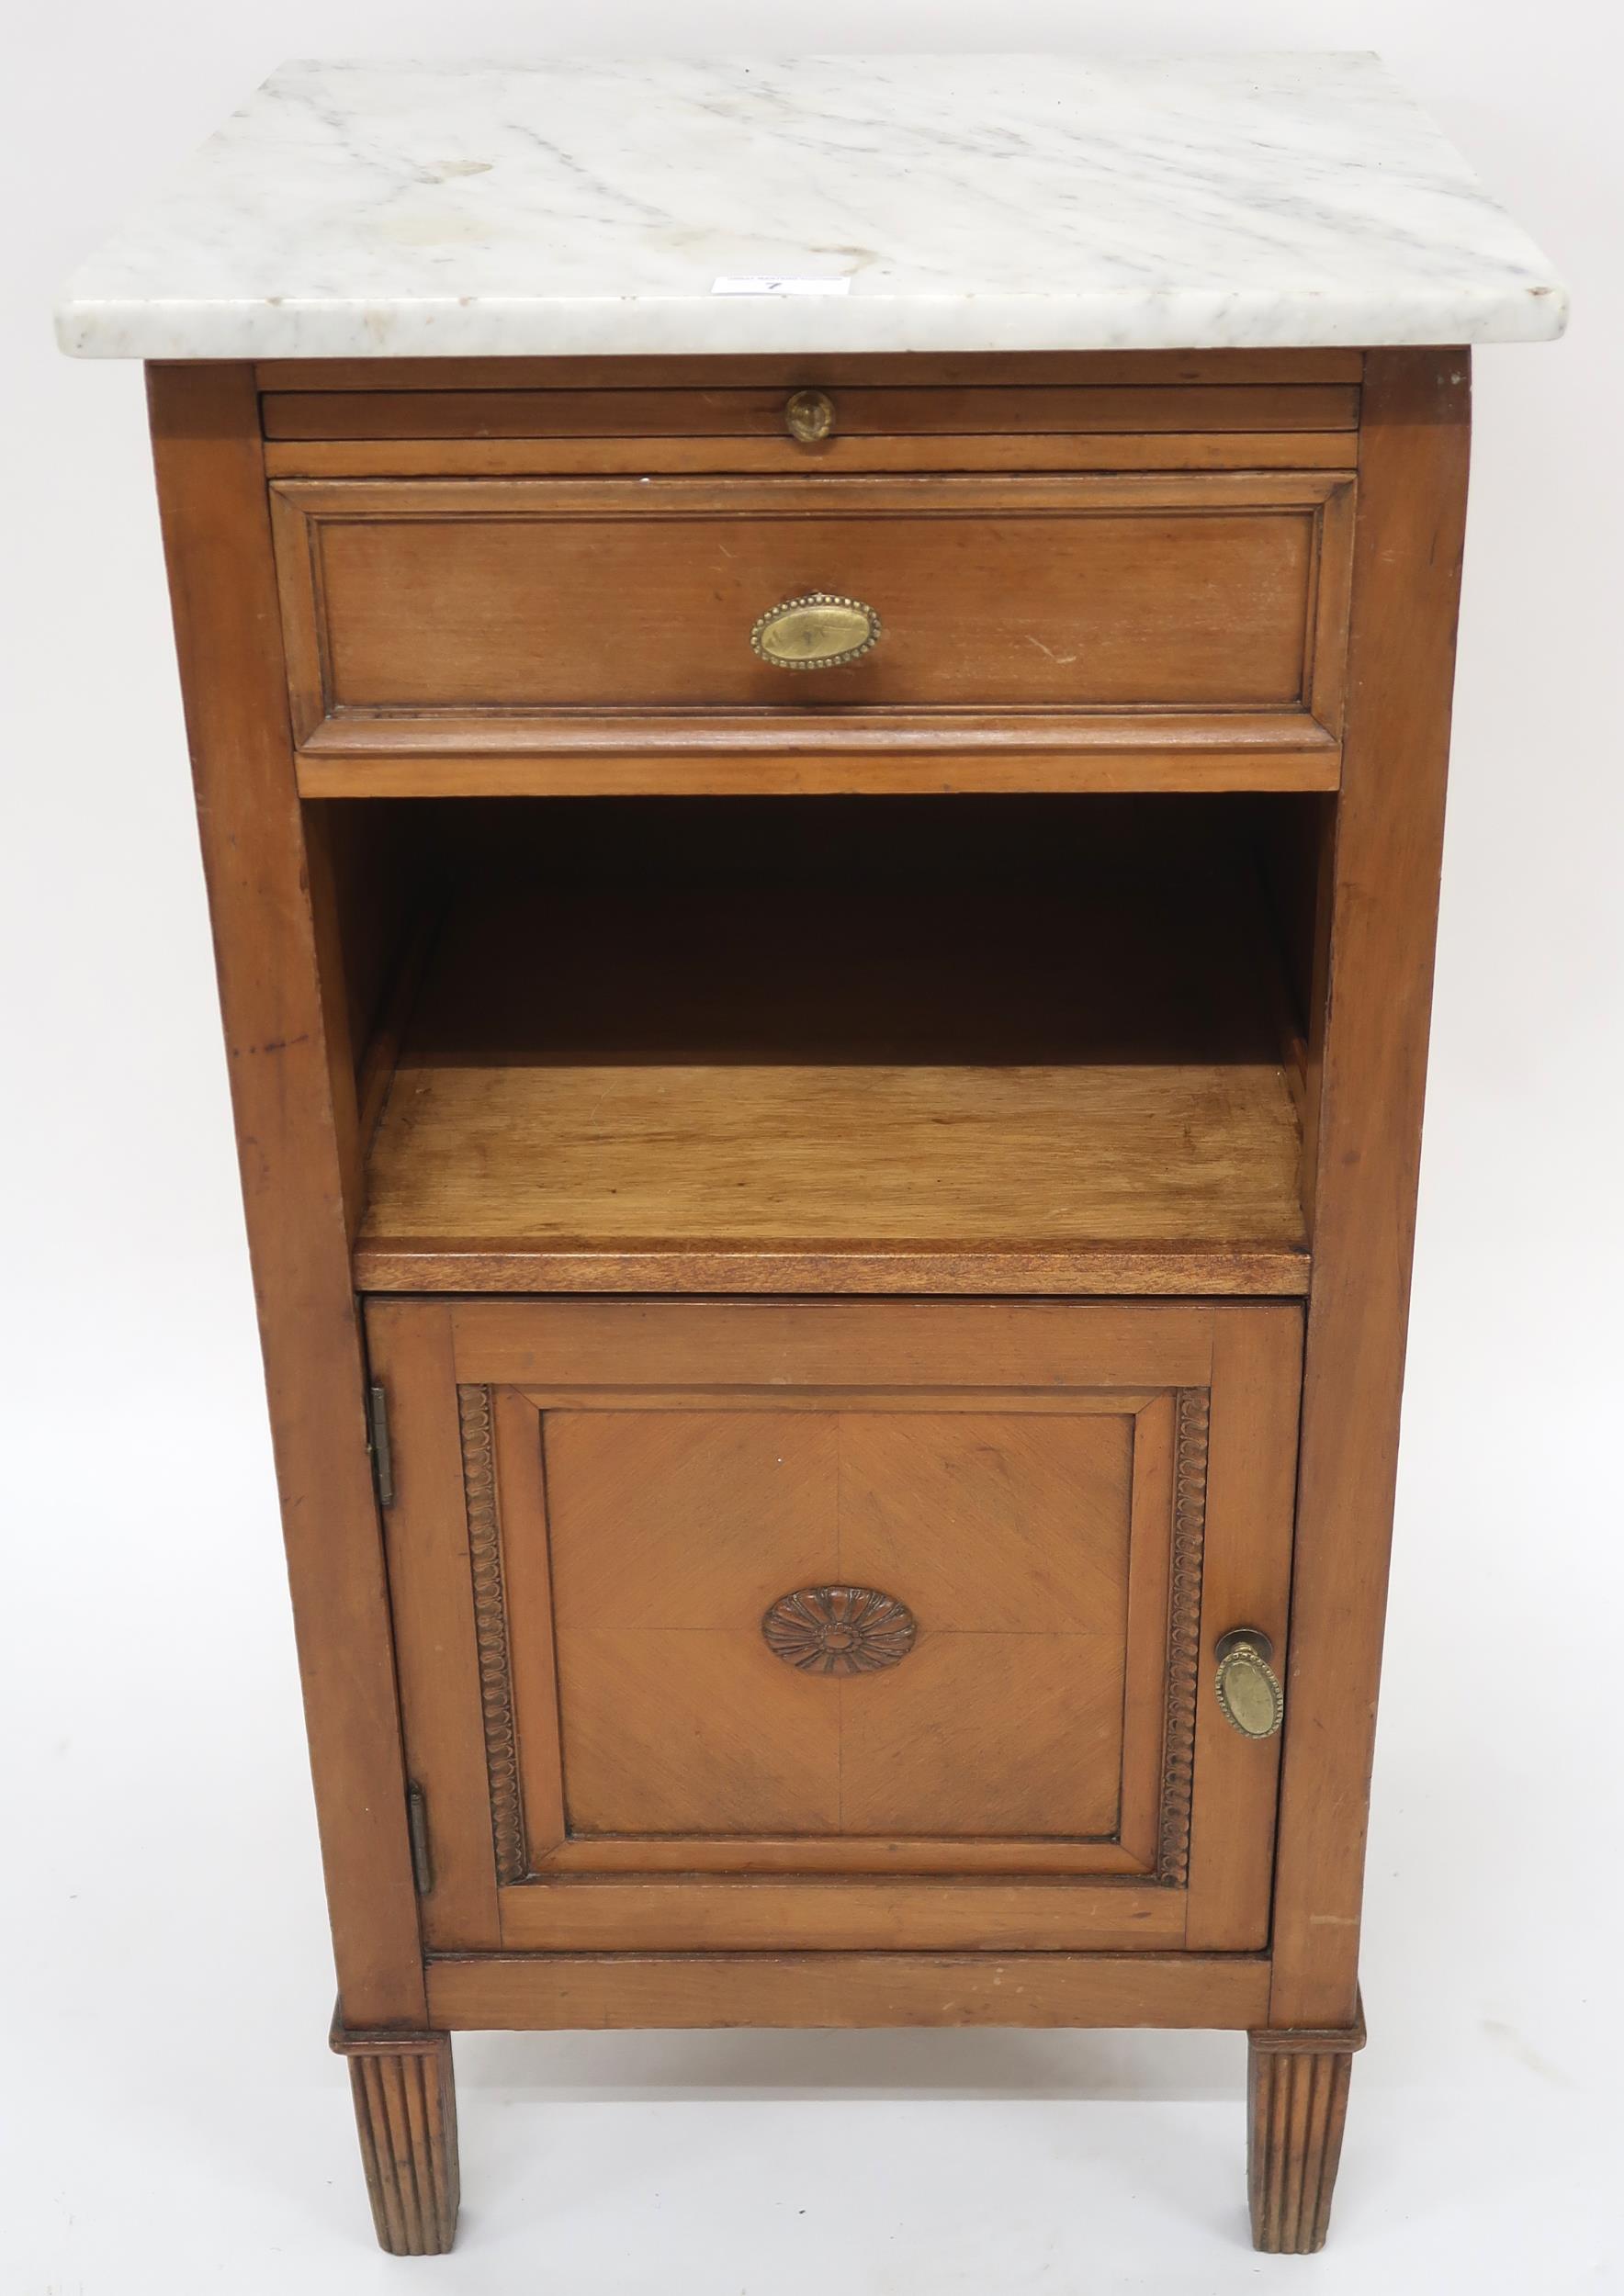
[270,469,1355,795]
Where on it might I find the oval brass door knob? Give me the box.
[762,1585,917,1676]
[784,387,836,442]
[750,592,882,670]
[1214,1629,1285,1739]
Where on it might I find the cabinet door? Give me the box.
[367,1299,1300,1954]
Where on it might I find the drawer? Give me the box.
[271,471,1354,781]
[367,1297,1302,1955]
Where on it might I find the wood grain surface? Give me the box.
[366,1297,1298,1953]
[267,433,1359,481]
[356,882,1307,1294]
[256,348,1364,393]
[423,1951,1273,2032]
[271,472,1349,748]
[543,1404,1136,1841]
[147,362,425,2027]
[1247,2007,1366,2254]
[331,2023,459,2255]
[1268,349,1472,2030]
[263,382,1359,441]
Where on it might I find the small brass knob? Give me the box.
[1214,1629,1285,1739]
[784,387,836,443]
[750,592,882,671]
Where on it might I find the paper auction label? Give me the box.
[711,276,851,296]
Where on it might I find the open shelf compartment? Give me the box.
[321,796,1314,1298]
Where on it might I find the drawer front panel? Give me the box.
[367,1298,1303,1957]
[272,473,1353,758]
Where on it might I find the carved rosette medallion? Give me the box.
[761,1585,917,1677]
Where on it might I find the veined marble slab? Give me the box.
[56,54,1567,359]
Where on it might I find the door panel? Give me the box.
[367,1298,1301,1953]
[545,1404,1133,1842]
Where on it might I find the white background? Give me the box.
[3,7,1618,2290]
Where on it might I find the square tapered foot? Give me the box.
[332,2017,460,2255]
[1247,2000,1366,2253]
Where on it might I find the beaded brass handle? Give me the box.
[1214,1629,1285,1739]
[750,592,882,671]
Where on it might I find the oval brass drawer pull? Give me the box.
[1214,1628,1285,1739]
[750,592,882,671]
[762,1585,916,1676]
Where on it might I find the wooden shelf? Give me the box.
[355,877,1308,1297]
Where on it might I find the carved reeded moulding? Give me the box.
[457,1383,526,1885]
[1248,1998,1368,2253]
[331,2014,460,2257]
[1156,1388,1211,1886]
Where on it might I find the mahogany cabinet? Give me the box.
[142,343,1462,2256]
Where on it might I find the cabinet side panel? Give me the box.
[1269,348,1471,2027]
[146,361,425,2023]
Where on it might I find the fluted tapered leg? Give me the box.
[332,2019,460,2255]
[1247,2001,1365,2254]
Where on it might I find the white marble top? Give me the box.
[56,55,1566,360]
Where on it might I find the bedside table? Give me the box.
[56,53,1564,2257]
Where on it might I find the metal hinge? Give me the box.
[367,1382,395,1508]
[406,1782,434,1896]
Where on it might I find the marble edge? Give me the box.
[54,282,1569,362]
